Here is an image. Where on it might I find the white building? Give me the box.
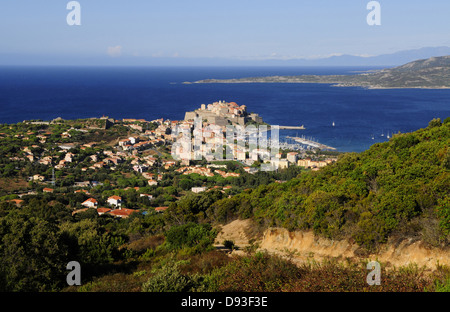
[287,152,298,163]
[128,137,138,145]
[81,198,98,208]
[107,195,122,207]
[191,187,207,193]
[140,194,153,200]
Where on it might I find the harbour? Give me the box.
[286,136,337,151]
[278,125,306,130]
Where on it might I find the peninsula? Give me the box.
[187,55,450,89]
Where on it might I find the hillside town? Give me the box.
[0,101,337,220]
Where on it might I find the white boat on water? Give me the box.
[332,121,335,127]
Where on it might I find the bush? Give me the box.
[180,250,232,275]
[210,252,301,292]
[287,259,432,292]
[436,197,450,237]
[223,240,235,250]
[139,248,156,261]
[428,118,442,128]
[434,277,450,292]
[0,213,70,291]
[141,261,199,292]
[164,222,217,253]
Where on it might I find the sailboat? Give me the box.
[380,130,384,137]
[387,131,390,139]
[371,134,375,140]
[332,121,335,127]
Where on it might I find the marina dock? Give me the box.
[286,136,336,151]
[278,125,306,130]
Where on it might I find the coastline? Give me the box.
[185,79,450,90]
[184,56,450,89]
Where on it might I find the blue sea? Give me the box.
[0,66,449,152]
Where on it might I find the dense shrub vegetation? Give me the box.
[204,118,449,250]
[0,118,448,291]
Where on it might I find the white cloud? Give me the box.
[107,46,122,58]
[304,53,344,60]
[353,54,374,58]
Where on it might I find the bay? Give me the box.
[0,66,449,152]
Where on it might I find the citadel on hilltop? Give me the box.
[184,100,263,126]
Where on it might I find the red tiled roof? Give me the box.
[155,207,168,212]
[120,208,136,213]
[109,208,137,217]
[8,199,24,206]
[83,198,98,204]
[109,210,128,217]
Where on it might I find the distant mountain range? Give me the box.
[250,46,450,67]
[191,55,450,89]
[2,46,450,67]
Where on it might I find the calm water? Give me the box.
[0,66,449,152]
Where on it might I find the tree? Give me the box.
[0,211,70,291]
[178,178,193,191]
[428,118,442,128]
[60,219,126,267]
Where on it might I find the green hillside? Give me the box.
[210,118,450,251]
[1,118,448,292]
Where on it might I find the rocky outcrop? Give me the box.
[259,227,450,270]
[216,219,450,270]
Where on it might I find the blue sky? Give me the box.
[1,0,450,65]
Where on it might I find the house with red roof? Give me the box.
[74,189,89,195]
[81,198,98,208]
[140,194,153,200]
[155,207,168,213]
[107,195,122,207]
[97,208,112,216]
[108,208,137,219]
